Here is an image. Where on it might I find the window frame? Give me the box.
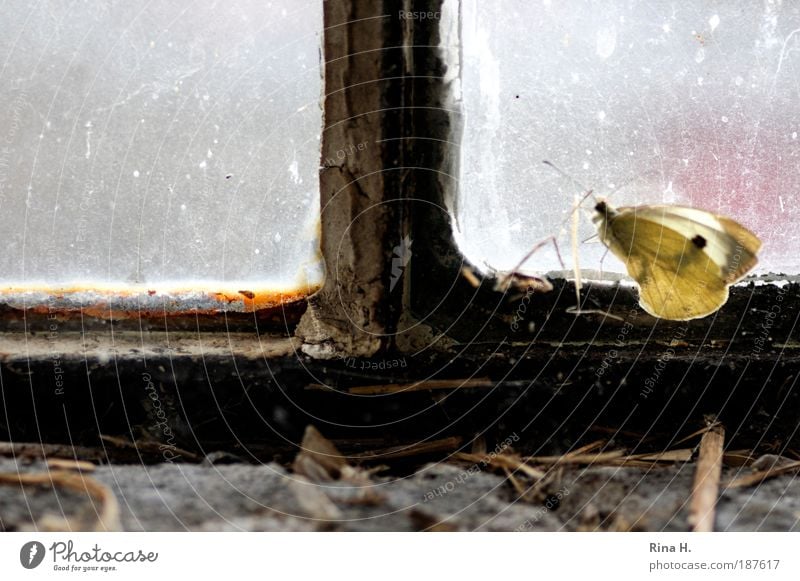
[1,0,798,456]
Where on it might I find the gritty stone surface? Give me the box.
[0,458,798,531]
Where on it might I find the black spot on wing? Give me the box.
[691,235,707,249]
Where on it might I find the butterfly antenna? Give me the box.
[542,160,592,194]
[541,161,598,315]
[603,167,661,202]
[510,161,596,275]
[542,160,596,219]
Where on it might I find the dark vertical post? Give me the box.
[297,1,406,357]
[298,0,455,357]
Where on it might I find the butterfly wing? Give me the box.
[601,206,760,320]
[715,215,761,282]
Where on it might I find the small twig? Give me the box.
[352,437,462,461]
[674,424,716,447]
[100,434,201,462]
[345,378,494,395]
[688,421,725,532]
[564,440,607,456]
[623,449,693,463]
[721,450,756,467]
[452,452,547,480]
[46,458,96,472]
[725,460,800,489]
[524,450,627,466]
[502,466,529,498]
[0,470,121,531]
[0,441,107,463]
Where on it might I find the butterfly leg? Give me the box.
[508,234,566,275]
[598,246,610,281]
[565,234,624,321]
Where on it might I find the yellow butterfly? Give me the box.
[593,200,761,320]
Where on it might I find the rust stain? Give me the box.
[213,288,309,311]
[0,282,319,318]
